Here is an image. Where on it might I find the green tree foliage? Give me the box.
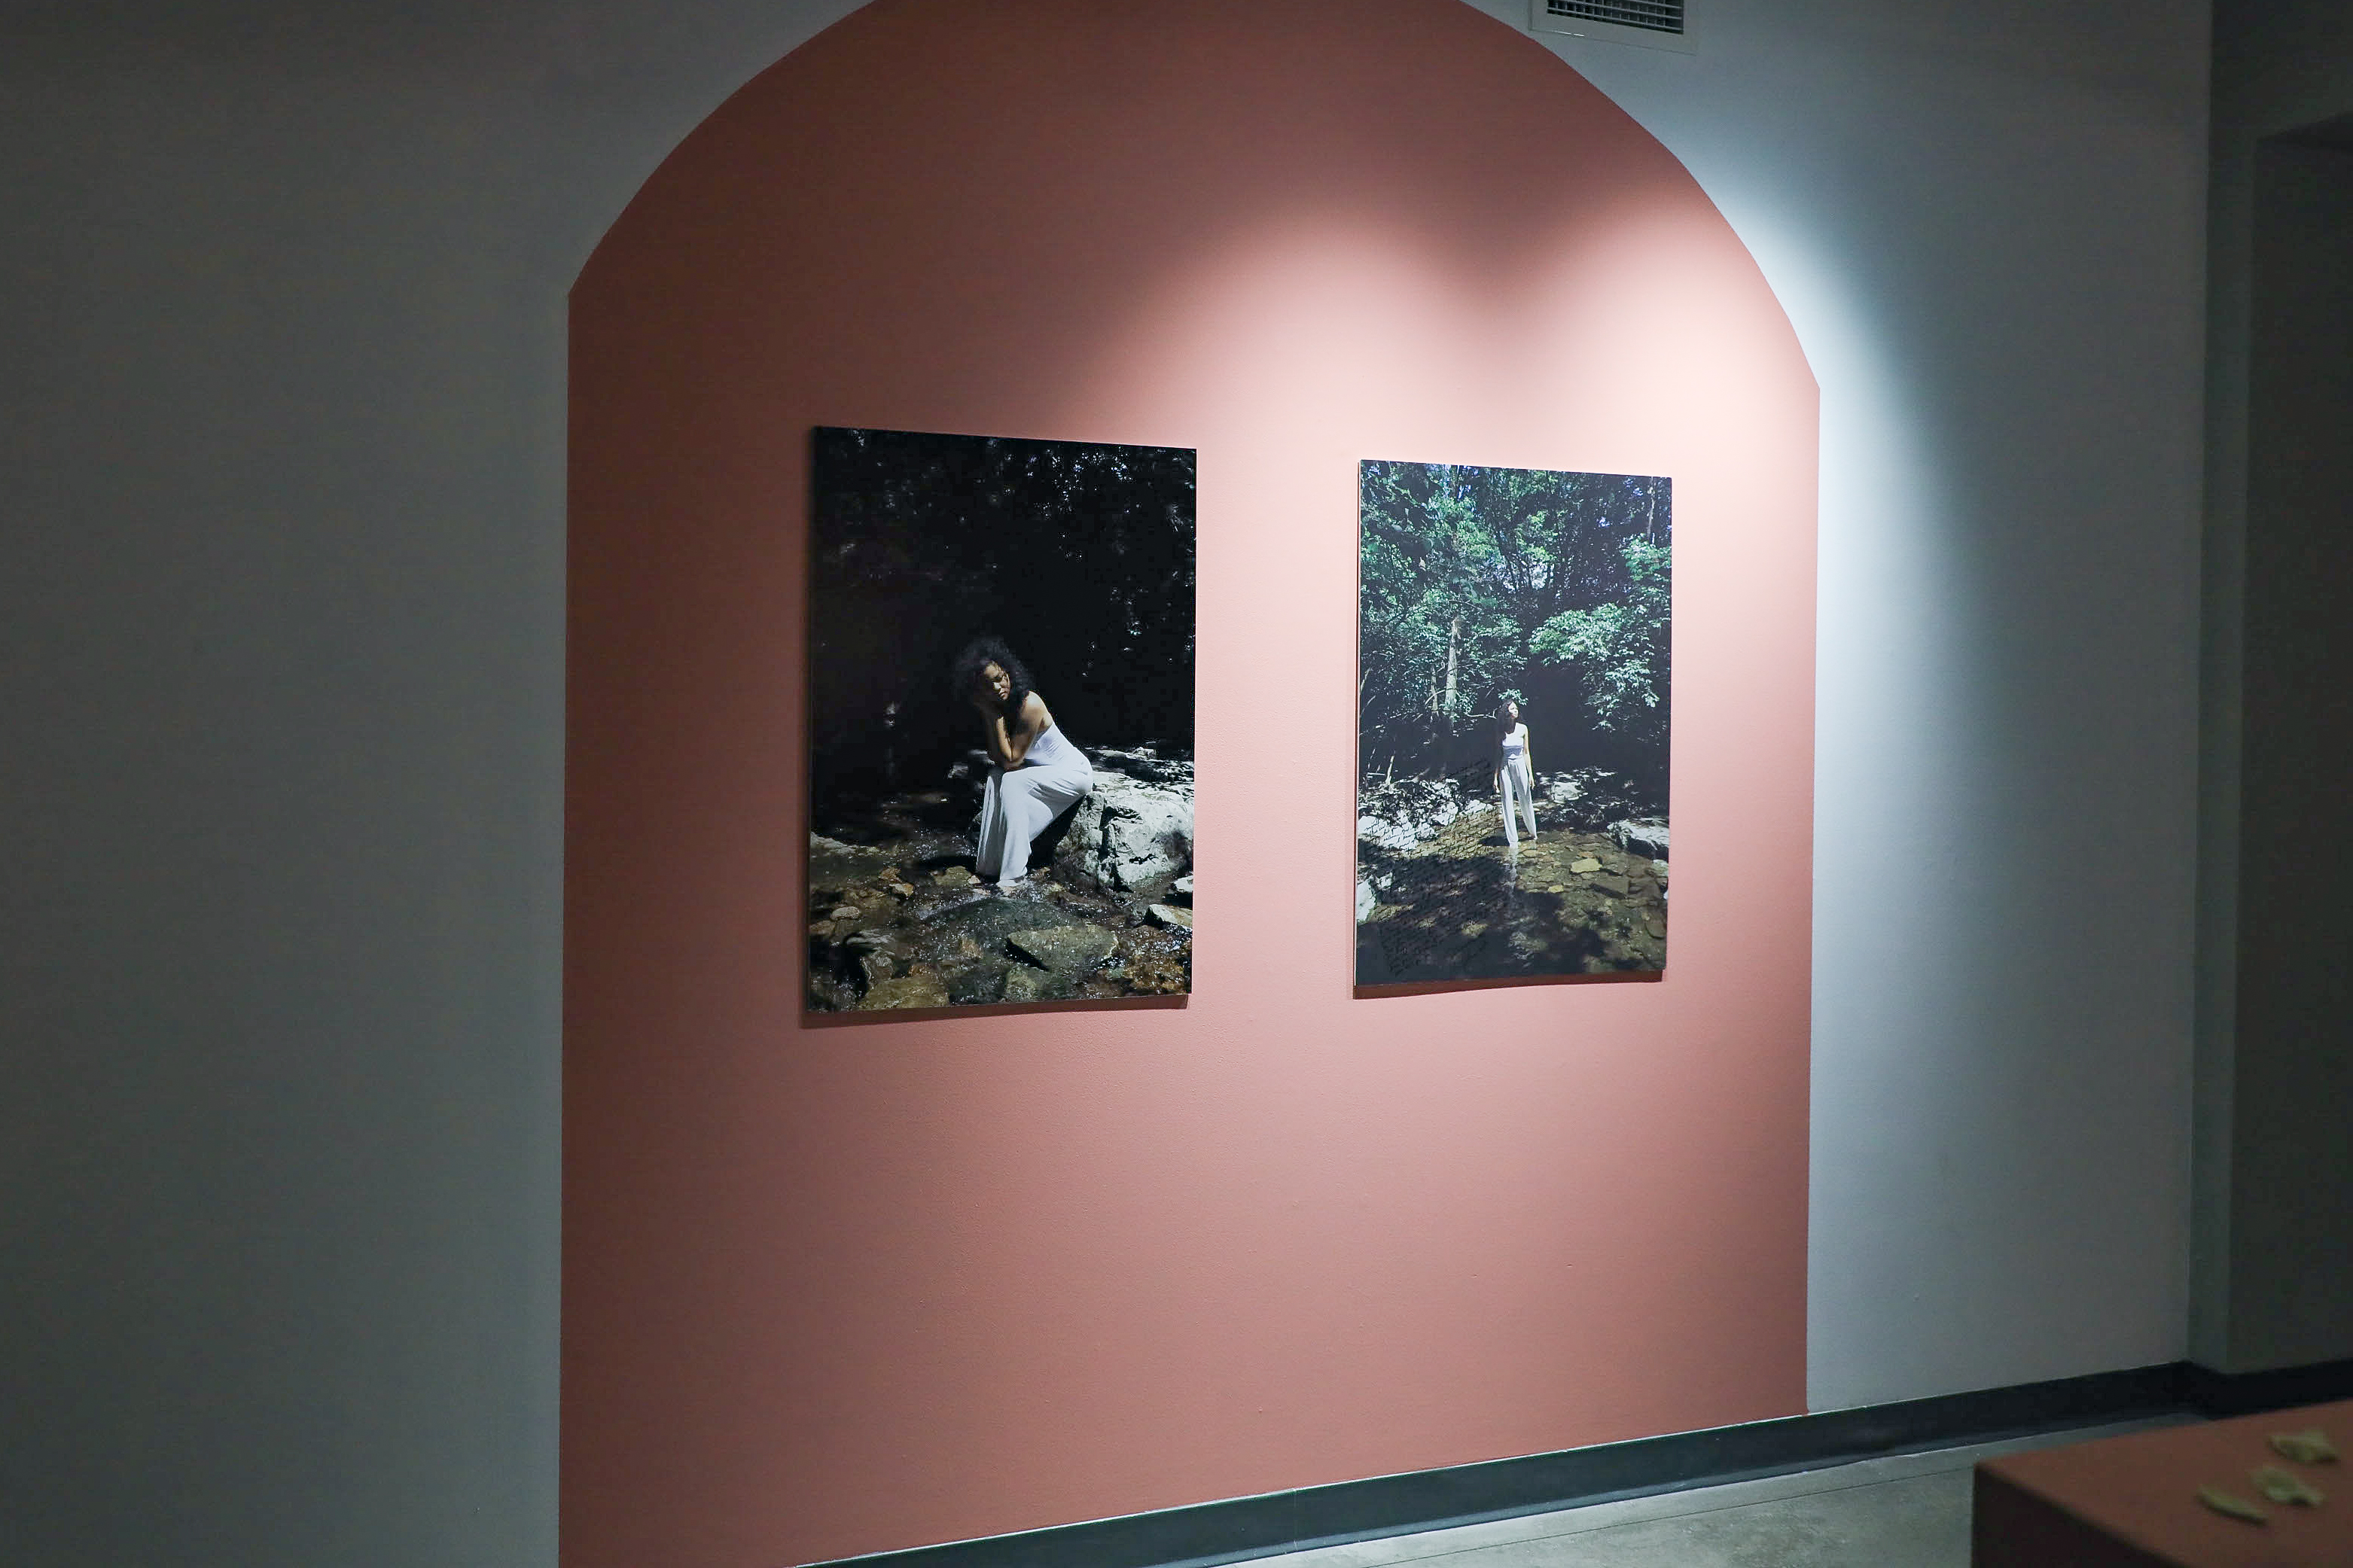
[1529,534,1671,755]
[1358,461,1669,782]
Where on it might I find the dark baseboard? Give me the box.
[806,1356,2353,1568]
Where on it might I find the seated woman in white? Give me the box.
[953,636,1094,890]
[1494,697,1539,848]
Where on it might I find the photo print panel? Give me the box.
[807,427,1196,1013]
[1356,461,1671,988]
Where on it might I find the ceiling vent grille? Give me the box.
[1547,0,1681,33]
[1531,0,1693,53]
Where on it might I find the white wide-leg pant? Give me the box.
[1498,759,1539,847]
[977,754,1093,884]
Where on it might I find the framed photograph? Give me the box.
[1355,460,1671,988]
[806,427,1196,1012]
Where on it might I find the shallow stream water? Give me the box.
[807,788,1191,1012]
[1357,807,1666,985]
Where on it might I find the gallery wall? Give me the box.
[566,2,1816,1564]
[0,2,2210,1566]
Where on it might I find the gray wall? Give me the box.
[0,7,853,1563]
[1510,0,2211,1410]
[1,1,2205,1563]
[2196,0,2353,1373]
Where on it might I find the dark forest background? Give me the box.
[1359,461,1671,793]
[809,427,1196,821]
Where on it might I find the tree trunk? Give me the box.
[1443,615,1459,720]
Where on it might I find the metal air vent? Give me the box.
[1531,0,1693,54]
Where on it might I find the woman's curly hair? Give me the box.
[949,635,1032,716]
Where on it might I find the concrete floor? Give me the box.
[1252,1419,2195,1568]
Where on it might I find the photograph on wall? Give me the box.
[806,427,1196,1012]
[1356,460,1670,986]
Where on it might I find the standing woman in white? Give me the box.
[1495,697,1539,848]
[954,636,1094,890]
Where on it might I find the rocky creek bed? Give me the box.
[1356,768,1667,983]
[807,746,1193,1012]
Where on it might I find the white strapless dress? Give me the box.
[976,721,1093,885]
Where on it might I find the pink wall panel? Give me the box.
[564,2,1817,1563]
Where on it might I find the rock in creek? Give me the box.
[1608,819,1669,860]
[1055,747,1193,897]
[1007,924,1119,976]
[1002,966,1080,1003]
[1147,903,1193,931]
[920,894,1084,947]
[945,964,1014,1006]
[858,974,949,1011]
[807,968,860,1012]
